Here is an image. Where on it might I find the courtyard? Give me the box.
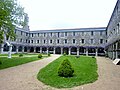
[0,54,120,90]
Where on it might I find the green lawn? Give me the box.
[0,54,48,70]
[37,55,98,88]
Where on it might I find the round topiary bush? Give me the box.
[19,54,23,57]
[58,59,74,77]
[38,54,42,58]
[63,52,67,56]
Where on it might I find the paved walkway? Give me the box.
[0,56,120,90]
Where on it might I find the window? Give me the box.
[91,31,94,36]
[73,39,75,44]
[28,40,30,43]
[44,40,46,44]
[100,31,103,36]
[26,33,28,36]
[81,39,84,44]
[73,32,75,36]
[64,39,67,44]
[82,32,84,36]
[100,39,103,44]
[31,40,33,43]
[65,32,67,36]
[50,33,52,36]
[91,39,93,44]
[31,33,33,37]
[20,39,22,42]
[21,31,22,35]
[37,40,39,43]
[26,39,27,43]
[50,40,52,43]
[57,39,59,43]
[58,32,60,37]
[38,33,39,37]
[44,33,46,37]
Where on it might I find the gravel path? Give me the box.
[0,56,120,90]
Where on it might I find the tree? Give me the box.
[0,0,26,43]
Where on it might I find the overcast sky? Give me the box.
[18,0,117,31]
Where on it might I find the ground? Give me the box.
[0,55,120,90]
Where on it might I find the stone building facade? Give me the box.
[0,0,120,59]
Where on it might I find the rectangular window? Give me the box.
[28,40,30,43]
[64,39,67,44]
[73,39,75,44]
[31,40,33,43]
[91,39,93,44]
[44,40,46,44]
[50,40,52,43]
[100,39,103,44]
[21,31,22,35]
[100,31,103,36]
[31,33,33,37]
[38,33,39,37]
[37,40,39,43]
[50,33,52,36]
[82,32,84,36]
[65,32,67,36]
[44,33,46,37]
[91,31,93,36]
[57,39,59,43]
[81,39,84,44]
[26,33,28,36]
[58,32,60,37]
[20,39,22,42]
[73,32,75,36]
[26,39,27,43]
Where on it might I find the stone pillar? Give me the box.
[61,47,63,55]
[116,42,118,59]
[16,46,18,53]
[69,47,71,55]
[47,47,49,54]
[86,48,88,56]
[34,47,36,53]
[22,46,24,53]
[8,45,12,58]
[53,47,56,54]
[40,47,42,53]
[77,47,79,56]
[0,44,4,54]
[113,44,115,60]
[95,48,98,56]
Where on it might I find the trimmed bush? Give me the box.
[38,54,42,58]
[48,53,51,56]
[76,55,80,58]
[58,59,74,77]
[19,54,23,57]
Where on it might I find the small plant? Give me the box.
[76,55,80,58]
[19,54,23,57]
[63,52,67,56]
[48,53,51,56]
[0,61,2,65]
[38,54,42,58]
[58,59,74,77]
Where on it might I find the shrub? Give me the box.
[0,61,2,65]
[92,56,95,58]
[76,55,80,58]
[48,53,51,56]
[38,54,42,58]
[63,52,67,56]
[19,54,23,57]
[58,59,74,77]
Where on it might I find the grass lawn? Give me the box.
[37,55,98,88]
[0,54,48,70]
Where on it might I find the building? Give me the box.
[0,0,120,59]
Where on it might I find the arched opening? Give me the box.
[18,46,22,52]
[71,47,77,55]
[12,45,16,52]
[88,48,95,56]
[24,46,27,52]
[49,47,54,54]
[63,47,69,55]
[42,47,47,54]
[98,47,105,56]
[30,47,34,52]
[79,47,85,55]
[55,47,61,54]
[36,47,40,53]
[3,44,9,51]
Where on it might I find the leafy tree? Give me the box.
[0,0,26,43]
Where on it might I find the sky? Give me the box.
[18,0,117,31]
